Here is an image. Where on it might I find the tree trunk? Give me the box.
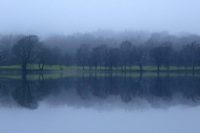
[82,65,85,70]
[157,65,160,76]
[38,63,44,71]
[139,63,143,72]
[192,65,195,75]
[41,64,44,71]
[38,63,41,70]
[184,66,188,73]
[110,65,113,71]
[139,64,143,77]
[22,62,27,73]
[59,65,63,71]
[120,66,122,72]
[89,65,92,71]
[95,65,97,71]
[167,66,170,72]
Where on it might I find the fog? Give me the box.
[0,105,200,133]
[1,1,200,132]
[0,0,200,36]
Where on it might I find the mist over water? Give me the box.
[1,105,200,133]
[0,75,199,133]
[1,0,200,132]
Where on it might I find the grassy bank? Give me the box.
[0,64,200,80]
[0,70,200,80]
[0,64,200,72]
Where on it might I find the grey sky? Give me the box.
[0,0,200,36]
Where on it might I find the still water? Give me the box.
[0,75,200,133]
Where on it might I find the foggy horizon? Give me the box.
[0,0,200,36]
[1,0,200,133]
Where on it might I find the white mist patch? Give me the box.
[0,105,199,133]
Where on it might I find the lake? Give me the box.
[0,74,200,133]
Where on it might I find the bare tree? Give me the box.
[12,35,39,73]
[90,44,108,70]
[120,41,132,71]
[76,44,91,70]
[36,44,51,71]
[105,47,120,71]
[0,46,9,64]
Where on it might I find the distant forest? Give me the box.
[1,31,200,73]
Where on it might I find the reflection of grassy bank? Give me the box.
[0,70,200,80]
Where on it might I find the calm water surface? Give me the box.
[0,75,200,133]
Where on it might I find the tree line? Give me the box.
[0,34,200,73]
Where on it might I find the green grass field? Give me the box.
[0,64,199,71]
[0,64,199,80]
[0,69,200,80]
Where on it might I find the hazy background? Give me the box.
[0,0,200,36]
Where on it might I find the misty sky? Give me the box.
[0,0,200,36]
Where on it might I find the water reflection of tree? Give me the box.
[76,77,92,99]
[74,76,143,103]
[74,76,200,104]
[11,74,68,109]
[0,79,15,104]
[149,76,172,100]
[12,74,38,109]
[179,77,200,102]
[0,75,200,109]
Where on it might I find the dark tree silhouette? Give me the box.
[130,45,145,73]
[76,44,91,70]
[0,46,9,64]
[12,74,38,109]
[12,35,39,73]
[105,47,120,70]
[90,44,108,70]
[180,42,199,73]
[120,41,132,71]
[36,44,51,71]
[150,44,173,73]
[0,32,199,74]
